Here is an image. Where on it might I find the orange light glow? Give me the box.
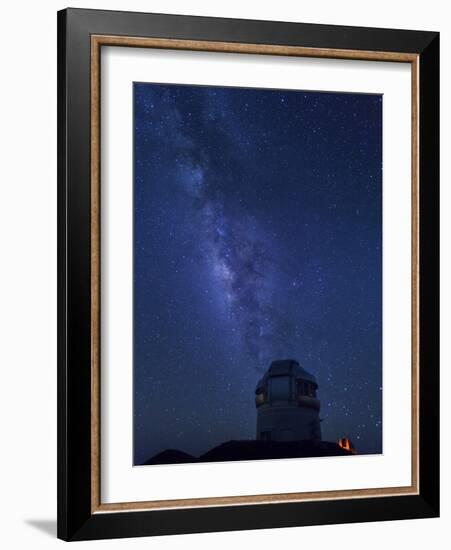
[338,437,356,454]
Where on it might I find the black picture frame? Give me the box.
[57,7,439,541]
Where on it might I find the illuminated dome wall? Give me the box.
[255,359,322,442]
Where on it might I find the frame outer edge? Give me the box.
[67,7,438,54]
[58,7,97,541]
[418,32,440,516]
[57,8,440,540]
[57,8,68,542]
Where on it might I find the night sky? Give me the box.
[133,82,382,465]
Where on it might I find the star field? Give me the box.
[133,82,382,464]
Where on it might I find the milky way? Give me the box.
[133,83,383,464]
[164,95,291,371]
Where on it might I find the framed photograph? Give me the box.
[57,8,439,541]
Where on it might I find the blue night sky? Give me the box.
[133,82,382,465]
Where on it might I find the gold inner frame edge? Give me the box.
[90,35,420,514]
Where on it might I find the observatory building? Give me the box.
[255,359,322,442]
[143,357,358,465]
